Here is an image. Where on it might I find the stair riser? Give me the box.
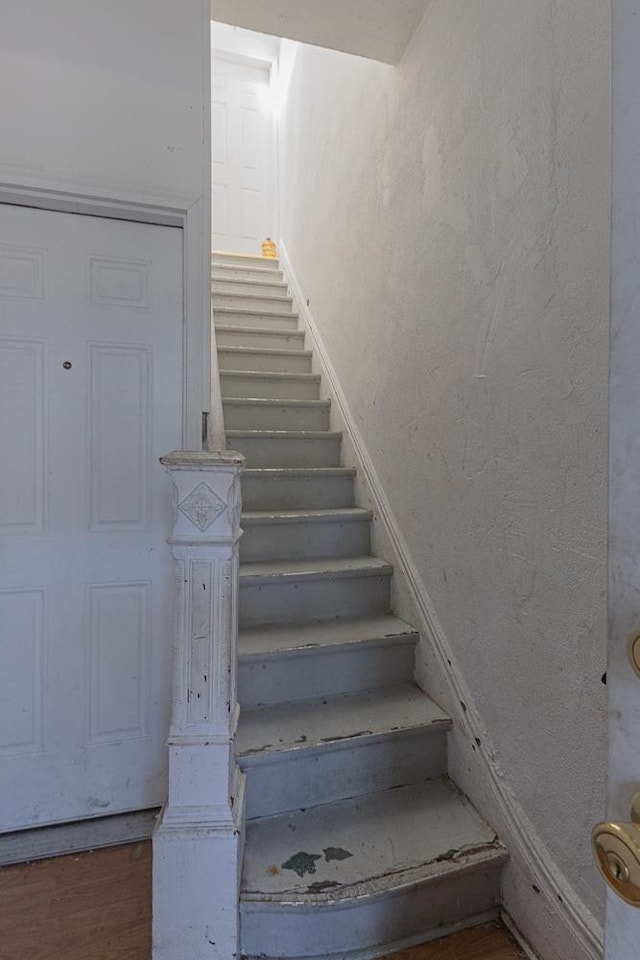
[220,374,320,401]
[240,865,502,959]
[216,328,305,351]
[238,572,390,627]
[240,731,446,819]
[212,255,279,270]
[241,474,355,511]
[240,518,370,563]
[214,278,289,297]
[238,640,416,708]
[214,294,294,314]
[224,402,330,432]
[218,349,312,375]
[212,265,284,282]
[230,436,341,469]
[215,311,299,331]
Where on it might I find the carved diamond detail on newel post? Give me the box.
[178,481,227,531]
[152,449,245,960]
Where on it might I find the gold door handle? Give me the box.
[592,793,640,905]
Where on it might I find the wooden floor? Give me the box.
[388,926,526,960]
[0,842,526,960]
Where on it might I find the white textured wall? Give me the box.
[278,3,610,957]
[0,0,209,202]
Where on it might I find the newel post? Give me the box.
[153,450,245,960]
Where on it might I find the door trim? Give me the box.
[0,180,209,450]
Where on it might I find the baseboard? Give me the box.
[0,808,159,866]
[279,240,604,960]
[501,911,542,960]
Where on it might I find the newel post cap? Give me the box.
[160,449,245,470]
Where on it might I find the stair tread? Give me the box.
[214,291,292,303]
[218,345,312,358]
[239,555,392,584]
[242,508,370,524]
[212,265,283,276]
[228,429,340,439]
[239,613,418,660]
[212,250,277,261]
[224,398,328,408]
[214,308,298,319]
[212,275,286,288]
[221,370,319,381]
[241,779,504,901]
[237,682,450,760]
[216,325,304,338]
[243,467,355,477]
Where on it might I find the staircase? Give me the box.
[212,251,508,960]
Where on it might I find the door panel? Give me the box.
[212,55,276,254]
[0,204,182,830]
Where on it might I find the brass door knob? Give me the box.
[592,793,640,905]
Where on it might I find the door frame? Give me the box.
[0,179,210,450]
[211,45,279,254]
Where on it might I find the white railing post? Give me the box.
[152,449,245,960]
[207,300,227,452]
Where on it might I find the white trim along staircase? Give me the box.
[212,251,508,960]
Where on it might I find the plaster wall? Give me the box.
[0,0,209,203]
[278,3,610,956]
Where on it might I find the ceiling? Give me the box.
[209,0,430,65]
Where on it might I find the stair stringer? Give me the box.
[278,240,602,960]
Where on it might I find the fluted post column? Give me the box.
[153,450,245,960]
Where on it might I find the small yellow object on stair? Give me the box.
[261,237,277,259]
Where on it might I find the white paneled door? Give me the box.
[212,54,276,254]
[0,205,182,830]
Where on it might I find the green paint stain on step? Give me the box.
[282,851,322,877]
[323,847,353,863]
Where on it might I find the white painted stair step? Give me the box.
[218,346,312,375]
[213,276,290,297]
[212,251,280,270]
[238,556,392,626]
[220,371,320,401]
[240,508,371,562]
[237,683,450,819]
[212,255,508,955]
[215,325,306,351]
[238,614,418,707]
[224,399,330,432]
[214,308,300,331]
[213,292,294,315]
[227,430,341,469]
[240,468,356,511]
[240,779,507,960]
[212,263,284,282]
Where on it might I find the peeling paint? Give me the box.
[307,879,341,892]
[320,730,372,743]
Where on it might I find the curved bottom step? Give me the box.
[240,779,507,959]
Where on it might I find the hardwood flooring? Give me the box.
[387,924,526,960]
[0,842,526,960]
[0,842,151,960]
